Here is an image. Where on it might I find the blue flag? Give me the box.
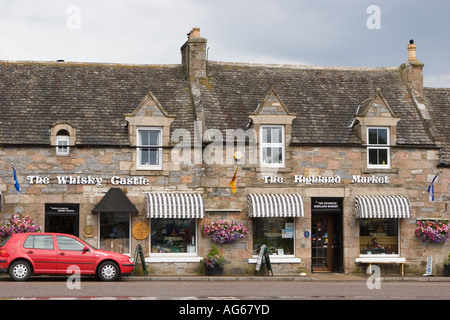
[427,172,439,202]
[12,164,20,193]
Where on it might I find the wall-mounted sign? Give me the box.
[26,175,150,187]
[132,222,150,240]
[262,174,390,184]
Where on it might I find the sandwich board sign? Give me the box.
[255,244,273,276]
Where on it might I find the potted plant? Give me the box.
[202,244,225,276]
[203,220,249,244]
[444,252,450,277]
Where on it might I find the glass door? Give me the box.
[311,214,334,272]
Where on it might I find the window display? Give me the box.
[253,218,294,256]
[99,212,130,254]
[151,218,196,254]
[359,218,398,255]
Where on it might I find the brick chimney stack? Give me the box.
[181,28,207,79]
[401,39,424,98]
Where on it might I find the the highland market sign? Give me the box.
[262,174,390,184]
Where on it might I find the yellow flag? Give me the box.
[229,166,239,193]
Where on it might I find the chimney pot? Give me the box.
[407,40,418,62]
[189,28,201,39]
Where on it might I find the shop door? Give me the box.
[45,204,79,237]
[311,214,334,272]
[311,198,343,273]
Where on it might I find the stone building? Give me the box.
[0,29,449,275]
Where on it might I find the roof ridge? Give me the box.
[207,60,399,71]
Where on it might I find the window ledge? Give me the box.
[355,256,405,263]
[146,256,202,263]
[248,257,301,264]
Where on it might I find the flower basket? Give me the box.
[0,214,42,242]
[415,220,449,243]
[202,244,225,276]
[203,220,249,244]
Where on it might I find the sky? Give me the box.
[0,0,449,87]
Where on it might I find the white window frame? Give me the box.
[147,218,202,263]
[367,127,390,169]
[358,218,400,258]
[136,127,163,170]
[97,212,131,256]
[56,135,70,156]
[260,125,285,168]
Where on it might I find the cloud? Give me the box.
[0,0,448,87]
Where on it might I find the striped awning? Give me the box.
[247,194,304,217]
[146,193,205,219]
[355,195,411,218]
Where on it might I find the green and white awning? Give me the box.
[146,193,205,219]
[247,194,304,217]
[355,195,411,219]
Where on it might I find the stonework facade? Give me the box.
[0,29,449,275]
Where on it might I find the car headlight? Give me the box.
[129,257,134,263]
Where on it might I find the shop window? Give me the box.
[99,212,130,254]
[260,125,285,167]
[359,218,399,255]
[253,217,294,256]
[367,127,390,168]
[137,127,162,170]
[150,218,197,254]
[56,129,70,156]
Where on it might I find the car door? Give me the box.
[56,235,95,275]
[22,235,57,273]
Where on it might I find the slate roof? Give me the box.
[200,62,435,147]
[423,87,450,166]
[0,59,443,152]
[0,61,194,145]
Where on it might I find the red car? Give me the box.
[0,233,134,281]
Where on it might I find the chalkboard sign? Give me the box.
[134,244,148,276]
[254,244,273,276]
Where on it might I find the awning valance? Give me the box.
[355,195,411,219]
[146,193,205,219]
[247,194,304,217]
[92,188,138,214]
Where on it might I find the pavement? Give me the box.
[121,273,450,282]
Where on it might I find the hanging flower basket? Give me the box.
[203,220,249,244]
[0,214,42,242]
[415,220,449,243]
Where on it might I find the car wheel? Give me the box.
[9,260,32,281]
[97,261,120,281]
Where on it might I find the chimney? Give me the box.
[181,28,207,79]
[401,39,424,98]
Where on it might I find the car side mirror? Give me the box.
[83,246,89,252]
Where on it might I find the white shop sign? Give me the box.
[262,175,390,184]
[26,175,149,187]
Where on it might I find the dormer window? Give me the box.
[137,127,162,170]
[56,129,70,156]
[50,122,76,156]
[260,125,285,167]
[367,127,390,168]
